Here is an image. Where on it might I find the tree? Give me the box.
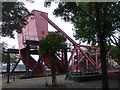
[2,2,30,38]
[111,45,120,60]
[0,42,8,63]
[1,42,19,64]
[44,2,120,89]
[39,32,66,86]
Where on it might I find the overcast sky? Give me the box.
[0,1,77,48]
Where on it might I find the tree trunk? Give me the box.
[95,3,109,89]
[51,55,57,86]
[51,65,57,86]
[51,69,57,86]
[99,38,109,89]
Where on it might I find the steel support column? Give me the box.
[64,45,68,72]
[95,50,99,69]
[86,58,89,70]
[76,49,79,70]
[7,52,10,83]
[110,56,112,68]
[30,55,42,77]
[26,45,30,77]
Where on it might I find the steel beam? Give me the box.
[29,55,42,77]
[64,45,68,72]
[40,12,78,46]
[11,58,21,73]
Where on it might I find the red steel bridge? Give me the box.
[16,10,120,77]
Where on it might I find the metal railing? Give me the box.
[22,35,39,43]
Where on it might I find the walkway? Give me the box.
[2,74,119,89]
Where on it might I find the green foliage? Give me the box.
[39,32,66,55]
[0,42,19,63]
[2,2,29,38]
[73,2,120,46]
[39,32,66,65]
[45,2,120,46]
[0,42,8,63]
[111,45,120,60]
[39,32,66,86]
[2,52,8,64]
[44,2,120,88]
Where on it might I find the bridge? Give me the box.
[3,10,120,83]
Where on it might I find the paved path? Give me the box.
[2,74,119,89]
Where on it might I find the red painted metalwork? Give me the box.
[40,12,78,46]
[20,48,44,72]
[17,10,66,73]
[17,10,120,74]
[17,10,48,49]
[40,11,120,73]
